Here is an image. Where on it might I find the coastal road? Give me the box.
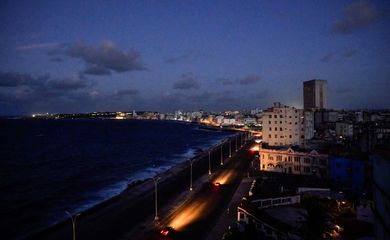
[129,142,252,240]
[31,134,251,240]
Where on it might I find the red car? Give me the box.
[160,226,175,236]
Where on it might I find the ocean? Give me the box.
[0,119,234,239]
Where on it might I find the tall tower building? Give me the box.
[303,79,327,110]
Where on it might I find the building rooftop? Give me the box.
[250,172,330,199]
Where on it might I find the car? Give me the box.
[160,226,175,236]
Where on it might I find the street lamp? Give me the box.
[189,159,193,191]
[65,211,80,240]
[220,144,224,165]
[208,151,212,175]
[235,135,238,152]
[229,139,232,158]
[152,176,161,221]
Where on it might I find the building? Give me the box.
[335,121,354,138]
[328,156,367,195]
[304,111,314,140]
[259,146,328,178]
[237,201,305,240]
[261,102,305,147]
[370,149,390,240]
[303,79,327,110]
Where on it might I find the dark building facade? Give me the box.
[303,79,327,110]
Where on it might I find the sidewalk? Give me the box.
[205,176,254,240]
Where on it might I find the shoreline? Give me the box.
[24,126,246,240]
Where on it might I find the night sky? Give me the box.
[0,0,389,115]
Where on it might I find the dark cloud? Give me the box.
[165,50,209,64]
[17,43,59,51]
[216,74,261,86]
[48,75,89,90]
[343,50,357,58]
[82,65,111,75]
[115,89,139,97]
[49,41,146,75]
[0,72,49,87]
[320,52,334,63]
[49,57,63,62]
[173,73,200,90]
[238,74,260,85]
[0,71,90,90]
[333,0,385,33]
[216,78,236,86]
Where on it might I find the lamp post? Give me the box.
[235,135,238,152]
[220,144,224,165]
[229,139,232,158]
[208,151,212,175]
[65,211,80,240]
[152,176,160,221]
[189,159,193,191]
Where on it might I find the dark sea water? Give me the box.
[0,119,233,239]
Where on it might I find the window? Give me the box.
[269,115,272,118]
[280,127,283,131]
[280,121,282,124]
[288,156,292,162]
[276,155,283,161]
[269,127,272,131]
[275,127,277,131]
[274,115,277,118]
[275,134,277,138]
[295,122,297,125]
[304,158,311,164]
[275,121,277,124]
[304,166,310,172]
[268,121,271,124]
[269,134,272,138]
[280,115,283,118]
[294,157,300,162]
[289,135,292,138]
[289,116,292,118]
[294,166,300,171]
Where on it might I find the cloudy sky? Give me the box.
[0,0,389,115]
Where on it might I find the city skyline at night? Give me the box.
[1,0,389,115]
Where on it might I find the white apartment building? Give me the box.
[261,102,305,147]
[259,147,328,178]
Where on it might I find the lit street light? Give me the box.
[152,176,161,221]
[65,211,80,240]
[220,144,224,165]
[229,139,232,158]
[208,151,212,175]
[235,135,238,152]
[189,159,194,191]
